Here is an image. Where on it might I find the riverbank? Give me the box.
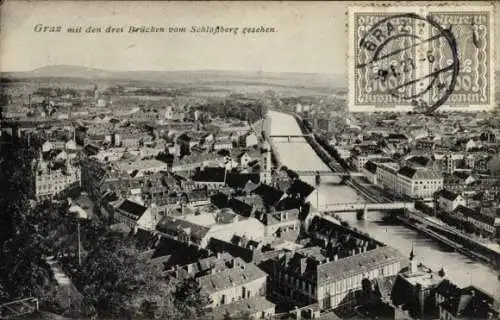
[395,214,496,266]
[267,110,499,298]
[278,110,500,269]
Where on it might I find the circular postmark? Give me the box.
[356,13,459,114]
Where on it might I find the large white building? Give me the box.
[376,164,443,200]
[34,159,81,201]
[397,166,443,199]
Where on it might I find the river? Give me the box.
[266,110,499,299]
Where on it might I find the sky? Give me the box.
[0,1,498,74]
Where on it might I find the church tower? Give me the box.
[409,242,418,273]
[260,136,272,185]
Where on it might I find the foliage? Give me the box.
[74,230,210,319]
[0,135,61,306]
[76,231,174,319]
[0,135,210,318]
[173,277,211,319]
[196,97,268,123]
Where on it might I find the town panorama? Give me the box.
[1,64,499,320]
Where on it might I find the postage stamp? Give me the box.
[347,5,495,113]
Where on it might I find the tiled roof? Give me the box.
[227,198,254,218]
[287,180,315,199]
[435,279,461,299]
[117,199,148,220]
[398,166,441,180]
[206,238,254,263]
[252,184,284,206]
[174,252,234,279]
[192,167,226,183]
[197,258,267,293]
[407,156,431,167]
[226,172,260,190]
[152,237,210,269]
[317,246,405,284]
[437,189,461,201]
[307,216,375,244]
[363,161,378,174]
[211,296,275,319]
[211,193,229,208]
[156,216,211,244]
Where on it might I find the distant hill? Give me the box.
[1,65,346,88]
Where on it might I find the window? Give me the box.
[323,296,331,309]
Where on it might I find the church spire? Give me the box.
[409,241,415,261]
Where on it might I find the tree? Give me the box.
[0,226,59,302]
[76,230,211,319]
[173,277,211,319]
[0,135,60,307]
[76,231,166,318]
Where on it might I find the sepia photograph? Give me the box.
[0,1,499,319]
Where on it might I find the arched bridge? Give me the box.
[319,201,415,219]
[269,134,313,142]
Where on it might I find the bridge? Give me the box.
[270,170,364,177]
[269,134,313,142]
[319,201,415,219]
